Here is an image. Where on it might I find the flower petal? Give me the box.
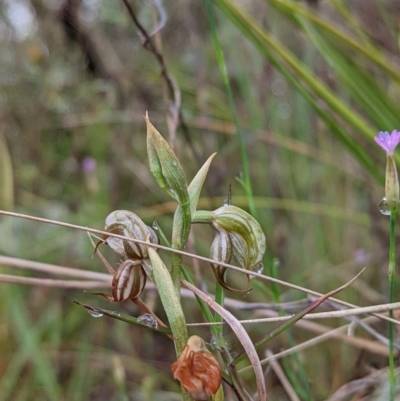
[391,130,400,150]
[374,130,400,155]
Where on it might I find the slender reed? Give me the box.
[374,130,400,401]
[388,209,397,401]
[205,0,256,216]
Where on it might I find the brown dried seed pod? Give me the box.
[111,259,146,301]
[171,335,222,400]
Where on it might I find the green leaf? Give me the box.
[170,153,217,287]
[74,302,172,335]
[145,113,189,207]
[187,152,216,218]
[0,134,14,210]
[213,0,383,183]
[146,238,188,355]
[233,268,366,364]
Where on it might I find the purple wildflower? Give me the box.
[353,249,368,264]
[374,130,400,155]
[82,156,96,173]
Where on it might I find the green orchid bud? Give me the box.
[193,205,266,291]
[145,113,189,207]
[211,205,266,275]
[102,210,159,260]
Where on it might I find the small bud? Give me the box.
[145,113,189,207]
[385,155,399,211]
[171,335,222,400]
[102,210,159,260]
[374,130,400,212]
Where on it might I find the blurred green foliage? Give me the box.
[1,0,399,399]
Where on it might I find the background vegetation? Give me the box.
[1,0,400,399]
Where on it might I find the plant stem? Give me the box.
[192,210,213,223]
[214,282,225,334]
[171,202,191,289]
[156,222,217,327]
[270,259,313,400]
[389,209,397,401]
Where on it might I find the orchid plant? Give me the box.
[90,114,269,401]
[77,114,364,401]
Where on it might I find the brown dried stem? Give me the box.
[120,0,201,163]
[0,209,398,327]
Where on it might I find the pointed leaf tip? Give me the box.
[187,152,217,217]
[145,114,189,206]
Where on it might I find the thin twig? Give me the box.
[265,350,301,401]
[236,298,311,313]
[324,298,394,348]
[187,301,400,323]
[148,0,167,38]
[241,314,395,370]
[0,255,110,281]
[324,367,399,401]
[0,209,398,326]
[0,256,389,357]
[263,312,389,356]
[0,274,108,289]
[120,0,202,164]
[87,232,115,275]
[2,254,399,323]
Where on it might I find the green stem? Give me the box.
[389,209,397,401]
[171,202,191,289]
[214,282,225,333]
[159,220,237,397]
[156,221,216,327]
[180,268,216,326]
[192,210,213,224]
[270,259,312,400]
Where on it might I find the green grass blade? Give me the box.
[269,0,400,84]
[213,0,382,183]
[206,0,256,216]
[0,134,14,210]
[8,288,61,400]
